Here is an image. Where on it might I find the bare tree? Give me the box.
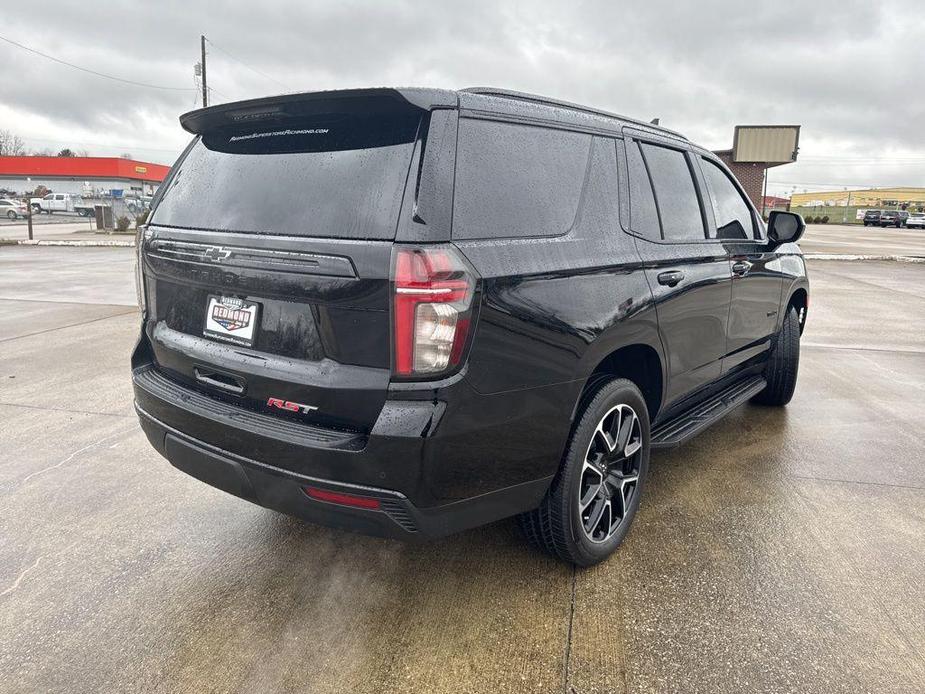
[0,130,26,156]
[57,148,75,157]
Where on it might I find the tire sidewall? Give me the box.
[562,379,650,565]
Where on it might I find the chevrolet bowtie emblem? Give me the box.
[204,246,231,262]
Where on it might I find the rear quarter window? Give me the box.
[625,141,661,241]
[452,119,591,240]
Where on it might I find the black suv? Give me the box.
[132,88,809,566]
[863,210,882,226]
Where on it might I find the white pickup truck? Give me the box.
[30,193,96,216]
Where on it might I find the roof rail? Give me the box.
[461,87,687,140]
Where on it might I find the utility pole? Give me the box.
[200,35,208,108]
[761,166,768,220]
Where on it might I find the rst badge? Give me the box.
[267,398,319,415]
[203,295,260,346]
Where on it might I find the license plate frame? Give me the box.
[203,295,260,347]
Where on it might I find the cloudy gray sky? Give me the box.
[2,0,923,196]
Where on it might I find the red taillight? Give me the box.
[392,246,475,377]
[304,487,381,510]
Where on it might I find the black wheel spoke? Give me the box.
[579,463,604,511]
[616,413,634,455]
[583,496,610,538]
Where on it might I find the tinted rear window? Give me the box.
[452,119,591,240]
[150,113,420,239]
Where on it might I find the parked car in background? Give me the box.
[131,87,809,566]
[879,210,907,228]
[0,198,28,219]
[862,210,882,226]
[906,212,925,228]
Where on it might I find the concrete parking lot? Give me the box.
[1,244,923,693]
[799,222,925,257]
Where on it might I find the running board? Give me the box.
[650,376,767,449]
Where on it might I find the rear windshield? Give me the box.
[150,113,420,239]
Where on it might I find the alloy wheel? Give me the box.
[578,404,643,543]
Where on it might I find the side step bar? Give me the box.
[650,376,767,449]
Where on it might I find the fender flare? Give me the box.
[569,318,667,422]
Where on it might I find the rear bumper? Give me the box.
[131,359,569,539]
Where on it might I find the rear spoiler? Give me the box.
[179,87,458,135]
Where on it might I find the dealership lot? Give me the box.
[0,246,923,693]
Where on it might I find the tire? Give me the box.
[753,306,800,406]
[6,210,16,220]
[519,378,650,566]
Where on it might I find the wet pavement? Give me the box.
[1,246,923,693]
[799,223,925,257]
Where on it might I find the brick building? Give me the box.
[713,125,799,216]
[713,149,780,214]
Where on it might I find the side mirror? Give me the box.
[767,211,805,247]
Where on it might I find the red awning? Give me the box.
[0,156,170,182]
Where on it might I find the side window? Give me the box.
[452,119,591,240]
[44,194,54,200]
[700,158,755,240]
[625,141,661,240]
[639,143,705,242]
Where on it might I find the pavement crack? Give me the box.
[0,554,43,598]
[562,564,577,694]
[10,425,136,489]
[0,401,133,419]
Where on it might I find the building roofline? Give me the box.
[0,155,171,182]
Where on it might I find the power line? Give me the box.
[0,32,196,92]
[208,85,233,101]
[800,157,925,161]
[771,180,921,189]
[205,37,291,90]
[19,135,181,154]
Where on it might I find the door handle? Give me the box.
[194,367,245,395]
[657,270,685,287]
[732,260,752,276]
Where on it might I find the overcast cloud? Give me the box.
[2,0,923,195]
